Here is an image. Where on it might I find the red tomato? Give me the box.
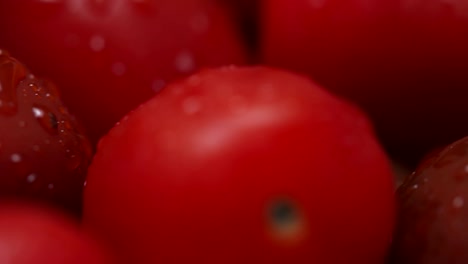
[0,50,93,215]
[260,0,468,165]
[0,203,114,264]
[83,67,395,264]
[391,135,468,263]
[0,0,247,143]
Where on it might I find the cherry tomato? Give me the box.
[83,67,395,264]
[0,202,114,264]
[0,0,247,143]
[260,0,468,165]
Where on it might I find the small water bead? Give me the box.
[453,196,464,209]
[308,0,326,8]
[187,74,201,86]
[174,50,195,73]
[66,153,82,170]
[18,120,26,128]
[38,0,62,3]
[190,13,209,33]
[89,34,106,52]
[258,83,276,101]
[228,95,247,114]
[182,97,202,115]
[32,106,44,118]
[64,33,80,47]
[29,83,41,93]
[219,65,237,72]
[10,153,22,163]
[86,0,114,15]
[32,105,59,135]
[111,62,126,76]
[171,85,184,96]
[151,79,166,93]
[26,173,37,183]
[464,164,468,173]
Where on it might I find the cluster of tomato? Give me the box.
[0,0,467,263]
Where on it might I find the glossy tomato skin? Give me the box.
[390,136,468,263]
[0,0,247,143]
[0,50,93,215]
[83,67,395,264]
[260,0,468,165]
[0,203,114,264]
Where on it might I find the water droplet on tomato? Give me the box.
[90,34,106,52]
[32,105,59,135]
[151,79,166,93]
[86,0,113,15]
[182,97,201,115]
[111,62,126,76]
[64,33,80,48]
[174,51,195,73]
[171,85,184,96]
[229,95,247,114]
[10,153,22,163]
[453,196,464,208]
[190,13,209,33]
[29,83,41,93]
[66,153,82,170]
[26,173,37,183]
[187,74,201,86]
[258,83,276,101]
[308,0,326,8]
[38,0,63,3]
